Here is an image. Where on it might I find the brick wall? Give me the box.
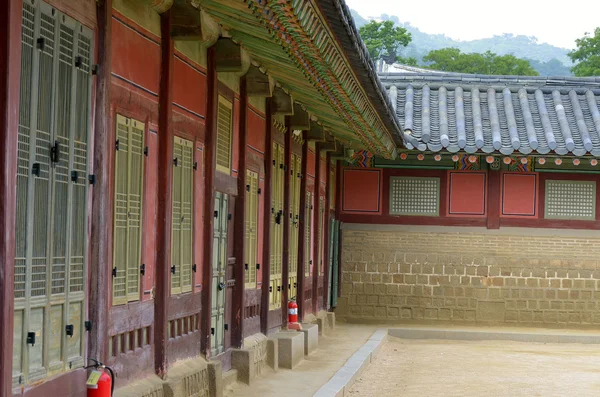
[337,225,600,327]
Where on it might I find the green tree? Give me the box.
[568,28,600,76]
[422,48,538,76]
[359,20,411,64]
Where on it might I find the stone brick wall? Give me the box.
[336,225,600,327]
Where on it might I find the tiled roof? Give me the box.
[381,73,600,156]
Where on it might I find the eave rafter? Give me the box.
[243,0,397,159]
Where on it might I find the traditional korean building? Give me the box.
[0,0,403,396]
[338,72,600,327]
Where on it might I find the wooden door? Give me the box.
[211,192,228,356]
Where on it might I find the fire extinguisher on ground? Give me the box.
[288,298,302,330]
[86,358,115,397]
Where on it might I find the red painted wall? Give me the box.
[111,13,160,96]
[173,56,206,118]
[447,171,487,216]
[501,173,538,218]
[341,168,382,214]
[247,107,266,154]
[307,148,316,178]
[338,168,600,230]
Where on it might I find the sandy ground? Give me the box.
[225,322,379,397]
[348,337,600,397]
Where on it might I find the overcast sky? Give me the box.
[345,0,599,50]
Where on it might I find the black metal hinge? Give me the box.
[246,184,250,192]
[192,264,197,273]
[36,37,45,50]
[65,324,74,337]
[256,263,260,270]
[211,327,215,335]
[27,332,36,346]
[171,265,176,274]
[258,188,262,195]
[140,263,146,275]
[88,174,96,185]
[245,263,248,271]
[71,171,78,182]
[115,139,120,151]
[31,163,40,177]
[173,157,178,167]
[144,146,148,156]
[228,213,232,221]
[85,321,92,332]
[224,324,229,331]
[193,162,198,170]
[91,64,99,75]
[50,140,60,163]
[214,210,218,218]
[74,56,82,68]
[112,267,117,277]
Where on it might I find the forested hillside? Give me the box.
[350,10,573,76]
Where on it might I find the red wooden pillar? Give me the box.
[201,46,218,356]
[335,160,342,298]
[296,134,308,320]
[321,154,331,310]
[0,0,21,395]
[232,77,247,347]
[89,0,112,365]
[155,10,175,377]
[487,170,501,229]
[311,144,321,314]
[260,99,273,334]
[281,118,292,326]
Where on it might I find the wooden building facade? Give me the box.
[0,0,403,396]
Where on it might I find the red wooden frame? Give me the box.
[341,167,383,215]
[446,171,488,217]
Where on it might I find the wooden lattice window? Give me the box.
[216,96,233,174]
[113,115,145,304]
[270,142,285,309]
[245,170,259,288]
[13,1,93,386]
[545,180,596,220]
[389,176,440,216]
[171,136,194,294]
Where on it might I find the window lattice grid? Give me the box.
[389,177,440,216]
[545,180,596,220]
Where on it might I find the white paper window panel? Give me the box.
[389,177,440,216]
[545,180,596,220]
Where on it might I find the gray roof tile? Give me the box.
[384,73,600,156]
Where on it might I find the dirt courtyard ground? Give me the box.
[348,337,600,397]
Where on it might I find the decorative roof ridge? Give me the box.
[379,72,600,87]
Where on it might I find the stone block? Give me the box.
[299,323,319,355]
[163,359,210,397]
[231,349,254,385]
[327,311,336,330]
[207,361,222,397]
[316,316,327,336]
[267,338,278,371]
[478,301,505,322]
[273,331,305,369]
[114,375,164,397]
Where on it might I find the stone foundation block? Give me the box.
[327,312,336,330]
[207,361,222,397]
[316,316,327,336]
[231,349,254,385]
[163,359,210,397]
[299,323,319,355]
[267,338,278,371]
[273,331,305,369]
[114,375,164,397]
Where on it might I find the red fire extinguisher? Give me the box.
[86,358,115,397]
[288,299,302,330]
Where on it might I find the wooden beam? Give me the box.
[246,66,274,97]
[260,99,273,335]
[0,1,20,395]
[320,141,337,152]
[487,170,501,229]
[88,0,112,368]
[155,10,175,378]
[296,132,308,320]
[290,103,310,130]
[330,144,345,160]
[215,37,249,74]
[306,121,325,142]
[281,117,293,327]
[272,86,294,115]
[171,0,201,40]
[232,77,248,347]
[201,45,219,357]
[311,143,322,315]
